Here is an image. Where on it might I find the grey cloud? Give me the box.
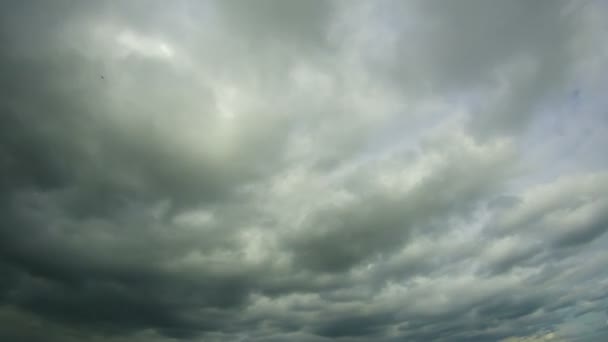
[492,173,608,248]
[215,0,333,48]
[285,130,515,272]
[360,0,583,137]
[1,1,608,342]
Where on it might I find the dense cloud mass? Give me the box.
[1,1,608,341]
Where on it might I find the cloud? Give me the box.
[501,332,559,342]
[493,173,608,248]
[1,1,608,341]
[363,0,586,138]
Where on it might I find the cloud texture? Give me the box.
[1,1,608,341]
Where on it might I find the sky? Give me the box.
[1,1,608,341]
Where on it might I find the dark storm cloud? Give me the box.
[1,1,608,342]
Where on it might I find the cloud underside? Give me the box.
[1,1,608,341]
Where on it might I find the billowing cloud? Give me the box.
[1,1,608,341]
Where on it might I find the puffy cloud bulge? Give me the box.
[1,1,608,341]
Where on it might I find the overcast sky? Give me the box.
[1,1,608,341]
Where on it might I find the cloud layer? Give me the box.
[1,1,608,341]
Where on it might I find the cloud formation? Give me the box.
[1,1,608,341]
